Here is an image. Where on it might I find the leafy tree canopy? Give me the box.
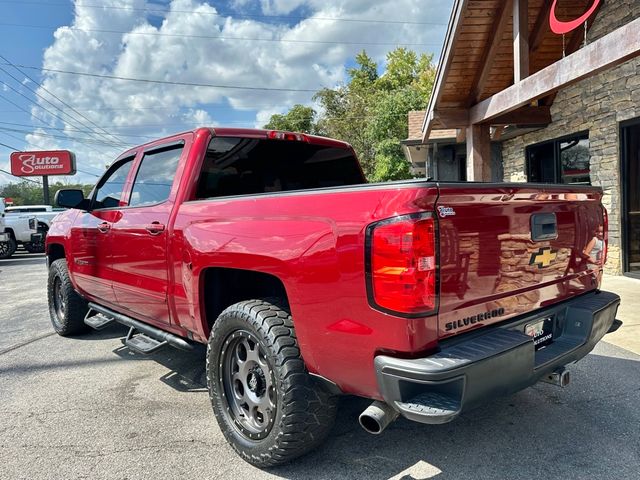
[0,181,94,206]
[263,104,319,135]
[264,47,436,181]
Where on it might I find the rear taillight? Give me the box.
[366,214,437,316]
[602,206,609,265]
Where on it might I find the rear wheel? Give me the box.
[0,237,17,259]
[47,258,89,336]
[207,299,337,467]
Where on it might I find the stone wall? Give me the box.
[501,0,640,274]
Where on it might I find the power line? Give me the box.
[4,64,320,92]
[0,121,154,140]
[0,85,128,149]
[1,132,102,178]
[0,140,42,184]
[0,66,131,149]
[0,126,133,148]
[0,140,18,150]
[0,130,107,177]
[0,54,135,150]
[0,168,42,184]
[0,95,127,163]
[0,1,448,26]
[0,91,130,157]
[0,22,443,48]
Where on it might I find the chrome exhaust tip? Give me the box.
[358,401,399,435]
[541,368,570,387]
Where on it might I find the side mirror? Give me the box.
[55,189,90,210]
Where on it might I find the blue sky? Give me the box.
[0,0,452,185]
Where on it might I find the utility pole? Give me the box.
[43,175,50,205]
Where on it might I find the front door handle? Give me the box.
[145,222,165,235]
[97,222,111,233]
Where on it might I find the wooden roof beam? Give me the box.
[529,1,552,54]
[468,0,512,104]
[469,16,640,125]
[421,0,468,143]
[513,0,529,83]
[490,106,551,126]
[434,108,469,128]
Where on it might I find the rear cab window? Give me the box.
[195,136,365,199]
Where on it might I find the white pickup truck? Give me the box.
[5,204,62,228]
[0,204,44,257]
[0,198,11,258]
[4,205,62,255]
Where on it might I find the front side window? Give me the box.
[527,133,590,184]
[195,136,364,199]
[93,157,135,209]
[129,145,183,207]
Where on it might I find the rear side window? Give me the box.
[195,137,364,199]
[129,145,183,207]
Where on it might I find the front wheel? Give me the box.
[207,299,337,468]
[47,258,89,336]
[0,237,17,259]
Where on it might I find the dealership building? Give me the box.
[403,0,640,277]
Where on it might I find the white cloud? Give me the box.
[19,0,452,185]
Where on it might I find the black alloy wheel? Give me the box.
[219,330,277,440]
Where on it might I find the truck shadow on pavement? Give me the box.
[105,337,640,480]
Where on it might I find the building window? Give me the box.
[526,132,591,184]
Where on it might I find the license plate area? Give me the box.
[525,317,554,350]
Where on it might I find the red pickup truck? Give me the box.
[47,128,620,467]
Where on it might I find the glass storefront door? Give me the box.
[621,121,640,277]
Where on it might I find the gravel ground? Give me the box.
[1,252,639,480]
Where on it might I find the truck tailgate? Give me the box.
[435,184,604,339]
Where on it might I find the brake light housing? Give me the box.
[267,130,308,142]
[365,213,438,317]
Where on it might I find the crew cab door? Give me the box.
[69,156,135,303]
[109,141,185,326]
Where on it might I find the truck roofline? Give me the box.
[111,127,353,161]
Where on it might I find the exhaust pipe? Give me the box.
[541,368,570,387]
[359,401,399,435]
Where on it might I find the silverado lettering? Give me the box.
[45,127,620,468]
[445,308,506,331]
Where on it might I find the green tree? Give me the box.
[371,139,412,182]
[321,49,435,181]
[263,104,318,134]
[262,48,436,182]
[0,181,94,206]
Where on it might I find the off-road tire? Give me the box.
[0,237,17,259]
[207,299,338,467]
[47,258,90,336]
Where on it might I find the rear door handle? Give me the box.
[97,222,111,233]
[145,222,165,235]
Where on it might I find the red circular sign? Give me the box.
[549,0,601,35]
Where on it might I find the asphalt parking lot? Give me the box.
[1,252,639,480]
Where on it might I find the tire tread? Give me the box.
[207,298,337,467]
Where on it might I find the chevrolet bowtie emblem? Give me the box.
[530,247,558,268]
